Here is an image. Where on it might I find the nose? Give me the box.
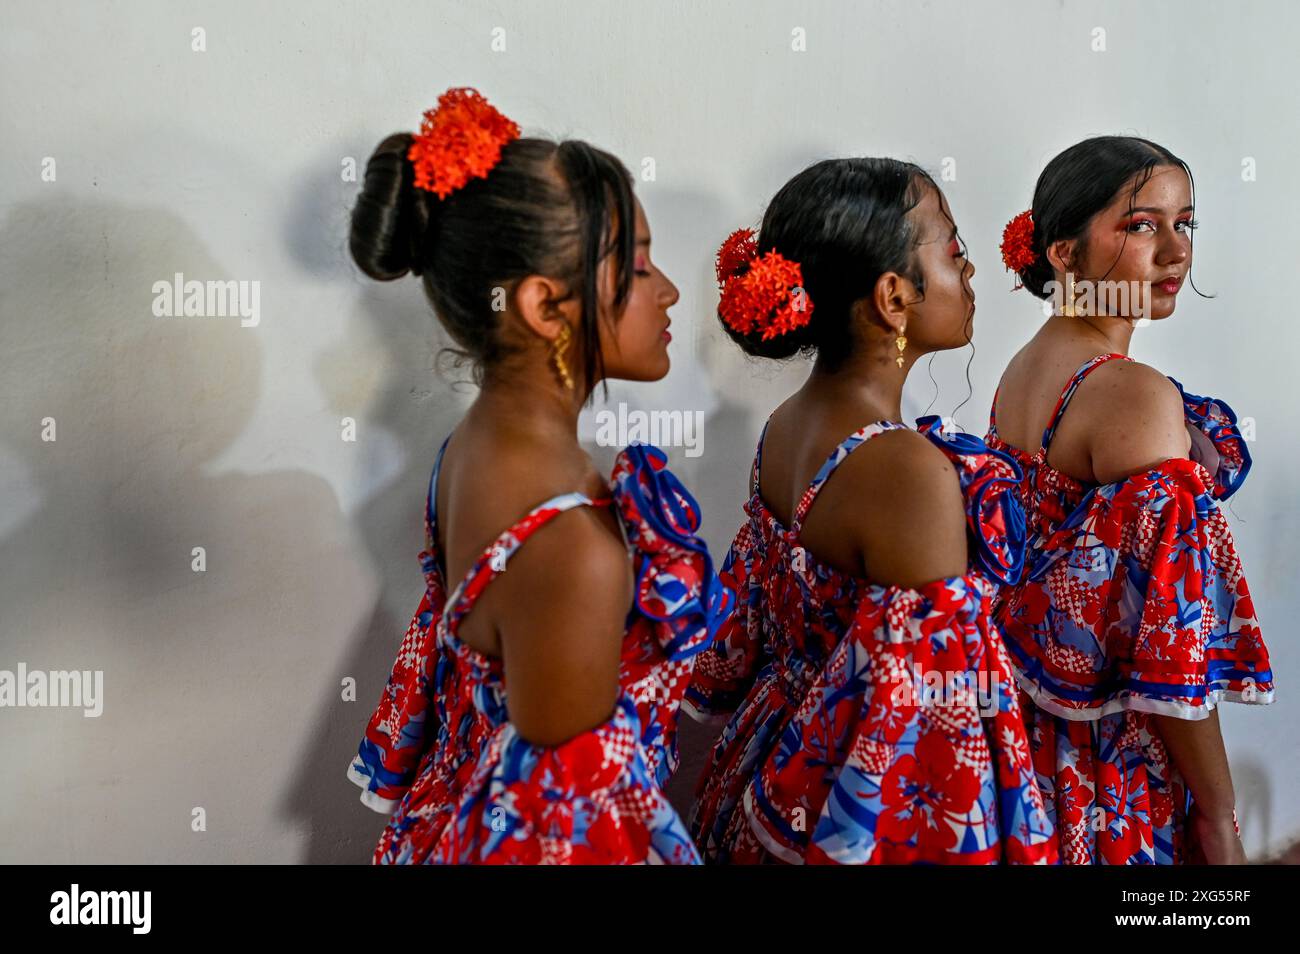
[661,272,680,308]
[1157,227,1189,266]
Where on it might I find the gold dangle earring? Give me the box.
[894,322,908,368]
[1061,272,1077,317]
[551,322,575,391]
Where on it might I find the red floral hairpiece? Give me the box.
[715,227,758,286]
[407,87,520,199]
[1000,209,1037,289]
[716,228,814,341]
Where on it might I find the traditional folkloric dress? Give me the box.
[985,352,1273,864]
[348,435,732,864]
[685,415,1057,864]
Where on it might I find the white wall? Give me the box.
[1,0,1295,862]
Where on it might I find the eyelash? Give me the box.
[1128,218,1199,233]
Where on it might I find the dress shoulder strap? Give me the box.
[441,493,611,638]
[750,416,771,497]
[425,433,453,536]
[1040,352,1133,453]
[790,420,909,537]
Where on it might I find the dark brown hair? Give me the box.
[350,133,637,398]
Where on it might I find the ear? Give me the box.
[1045,238,1077,276]
[513,274,580,342]
[870,270,915,335]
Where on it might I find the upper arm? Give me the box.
[1082,362,1191,484]
[850,430,969,588]
[493,509,632,746]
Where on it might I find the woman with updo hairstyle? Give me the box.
[345,88,732,864]
[684,157,1057,864]
[987,135,1274,864]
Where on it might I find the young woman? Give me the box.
[988,135,1274,864]
[345,88,731,864]
[684,158,1057,864]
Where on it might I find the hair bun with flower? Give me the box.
[715,228,814,341]
[999,209,1037,290]
[407,87,520,199]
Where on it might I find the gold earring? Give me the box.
[552,323,575,391]
[1061,272,1077,317]
[894,325,907,368]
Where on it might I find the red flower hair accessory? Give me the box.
[716,228,814,341]
[1000,209,1037,288]
[715,227,758,286]
[407,87,520,199]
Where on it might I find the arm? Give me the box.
[1153,710,1246,863]
[1083,364,1246,861]
[493,508,633,746]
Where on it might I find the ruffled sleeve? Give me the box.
[347,517,447,815]
[393,697,701,864]
[915,415,1027,586]
[1167,377,1252,500]
[608,443,734,660]
[681,519,770,723]
[1003,456,1273,722]
[606,443,735,783]
[742,573,1057,865]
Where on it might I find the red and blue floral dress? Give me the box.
[684,415,1058,864]
[348,434,732,864]
[985,352,1274,864]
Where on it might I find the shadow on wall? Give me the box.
[277,146,470,863]
[0,191,468,863]
[282,295,470,864]
[0,197,332,861]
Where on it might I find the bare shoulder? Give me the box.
[1076,357,1183,416]
[828,428,968,587]
[438,429,611,602]
[487,438,612,511]
[493,504,633,745]
[1065,358,1190,483]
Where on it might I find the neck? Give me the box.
[1049,312,1135,354]
[805,345,906,422]
[470,365,589,442]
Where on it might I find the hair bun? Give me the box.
[349,132,433,281]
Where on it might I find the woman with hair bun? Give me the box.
[988,135,1274,864]
[685,157,1056,865]
[345,88,732,864]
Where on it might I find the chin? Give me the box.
[643,348,671,380]
[611,358,670,382]
[643,358,671,381]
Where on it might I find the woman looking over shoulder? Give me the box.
[988,135,1273,865]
